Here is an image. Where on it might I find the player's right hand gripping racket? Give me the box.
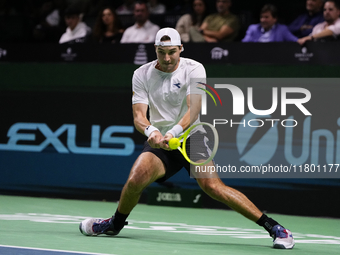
[168,122,219,166]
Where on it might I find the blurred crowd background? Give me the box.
[1,0,332,44]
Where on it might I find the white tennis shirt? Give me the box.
[132,57,206,135]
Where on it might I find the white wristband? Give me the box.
[166,124,183,138]
[144,125,159,137]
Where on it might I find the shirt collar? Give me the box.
[261,24,276,33]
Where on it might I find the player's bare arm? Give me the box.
[132,103,149,133]
[177,94,202,130]
[163,94,201,146]
[133,103,164,149]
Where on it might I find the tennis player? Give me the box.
[79,27,295,249]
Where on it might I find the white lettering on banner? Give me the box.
[285,116,340,165]
[201,85,312,116]
[193,194,201,203]
[234,113,340,165]
[214,118,298,128]
[61,47,77,61]
[295,47,314,61]
[210,47,229,60]
[156,192,182,202]
[134,44,148,65]
[0,123,135,156]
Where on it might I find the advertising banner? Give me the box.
[1,42,340,65]
[191,78,340,179]
[0,90,144,193]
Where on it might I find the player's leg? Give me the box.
[194,167,262,222]
[79,151,166,236]
[118,151,166,214]
[193,162,295,249]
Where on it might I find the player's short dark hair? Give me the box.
[325,0,340,9]
[160,35,171,41]
[261,4,278,18]
[159,35,182,50]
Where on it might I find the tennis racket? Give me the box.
[168,122,219,166]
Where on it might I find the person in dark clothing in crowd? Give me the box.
[92,6,123,43]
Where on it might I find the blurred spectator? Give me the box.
[0,0,18,16]
[175,0,209,42]
[242,4,298,42]
[191,0,240,42]
[147,0,166,14]
[33,0,67,42]
[59,6,91,44]
[168,0,191,15]
[298,0,340,44]
[45,0,66,26]
[289,0,324,38]
[117,0,135,15]
[120,1,159,43]
[92,6,123,43]
[83,0,111,17]
[0,0,24,42]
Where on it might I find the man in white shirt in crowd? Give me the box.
[120,1,160,43]
[59,6,91,44]
[298,0,340,44]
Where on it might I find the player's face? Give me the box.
[260,11,277,31]
[155,44,182,73]
[323,2,340,22]
[306,0,323,13]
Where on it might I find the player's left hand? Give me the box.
[161,133,173,150]
[147,130,164,149]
